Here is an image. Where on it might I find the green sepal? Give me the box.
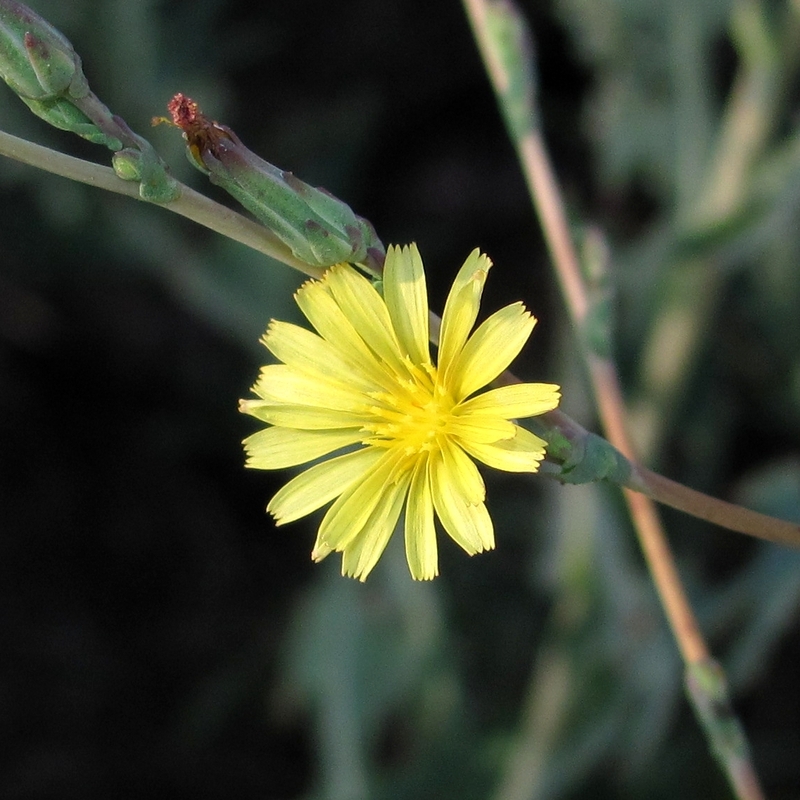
[202,137,385,269]
[556,431,631,485]
[20,94,120,148]
[530,415,631,486]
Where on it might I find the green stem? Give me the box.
[0,128,323,279]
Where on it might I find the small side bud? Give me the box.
[111,149,142,182]
[112,147,181,203]
[158,93,385,270]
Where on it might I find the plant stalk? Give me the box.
[0,128,323,279]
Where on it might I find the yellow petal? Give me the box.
[448,415,517,444]
[310,537,332,563]
[429,451,494,553]
[240,399,368,430]
[323,264,407,374]
[404,456,438,580]
[459,425,548,473]
[243,427,363,470]
[383,243,431,367]
[294,280,393,390]
[457,382,561,419]
[252,364,367,412]
[450,304,536,401]
[316,449,401,552]
[437,249,492,379]
[340,471,411,581]
[262,320,379,393]
[440,438,485,505]
[267,447,380,524]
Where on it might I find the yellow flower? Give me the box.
[240,244,560,581]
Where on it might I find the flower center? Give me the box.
[362,362,456,454]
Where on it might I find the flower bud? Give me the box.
[161,93,385,271]
[112,146,180,203]
[0,0,88,100]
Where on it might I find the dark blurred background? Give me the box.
[2,1,800,798]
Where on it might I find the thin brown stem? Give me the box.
[462,0,715,673]
[462,1,770,793]
[519,125,712,665]
[585,357,711,663]
[517,134,589,324]
[628,464,800,549]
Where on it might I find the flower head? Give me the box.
[240,244,560,580]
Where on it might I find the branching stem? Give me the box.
[462,1,772,797]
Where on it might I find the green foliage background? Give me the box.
[1,0,799,798]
